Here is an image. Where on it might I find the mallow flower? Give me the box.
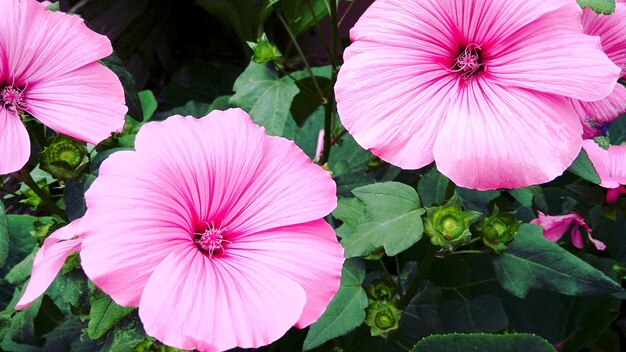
[530,211,605,250]
[569,0,626,138]
[335,0,620,190]
[583,139,626,203]
[0,0,126,174]
[16,109,344,351]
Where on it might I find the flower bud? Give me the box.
[247,33,282,64]
[365,301,402,336]
[476,207,520,252]
[424,194,481,251]
[367,278,397,302]
[39,134,88,180]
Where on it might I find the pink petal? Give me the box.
[228,220,344,327]
[531,211,574,243]
[433,79,581,190]
[314,129,324,161]
[582,4,626,76]
[487,1,620,102]
[571,216,605,251]
[223,133,337,235]
[570,226,584,249]
[606,144,626,185]
[24,62,126,145]
[570,84,626,139]
[80,151,195,307]
[132,110,266,226]
[0,0,112,84]
[583,140,626,188]
[606,187,621,203]
[15,218,83,309]
[138,246,306,351]
[0,108,30,174]
[335,39,456,169]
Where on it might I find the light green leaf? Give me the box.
[303,258,368,350]
[340,182,425,257]
[411,333,556,352]
[230,62,300,136]
[577,0,615,14]
[491,224,623,298]
[138,90,158,122]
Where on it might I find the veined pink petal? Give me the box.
[228,220,344,327]
[531,211,604,250]
[80,151,195,307]
[433,79,581,190]
[314,129,324,161]
[336,40,456,169]
[15,218,83,309]
[582,4,626,76]
[0,108,30,174]
[583,140,626,188]
[24,62,126,145]
[138,246,306,351]
[0,0,112,84]
[571,84,626,139]
[223,133,336,235]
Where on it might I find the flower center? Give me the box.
[1,85,26,112]
[194,223,231,258]
[453,44,483,79]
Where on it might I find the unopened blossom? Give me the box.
[530,211,605,250]
[569,0,626,138]
[0,0,126,174]
[335,0,620,190]
[17,109,344,352]
[583,139,626,203]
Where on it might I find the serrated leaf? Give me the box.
[341,182,425,257]
[491,224,623,298]
[577,0,615,14]
[230,61,299,136]
[567,148,601,184]
[303,258,368,350]
[439,295,508,333]
[0,202,8,269]
[88,291,135,339]
[411,333,556,352]
[418,168,449,207]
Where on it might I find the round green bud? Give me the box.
[247,33,282,64]
[39,134,88,180]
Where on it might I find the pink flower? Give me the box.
[530,211,605,250]
[17,109,344,352]
[0,0,127,174]
[582,139,626,203]
[335,0,620,190]
[569,2,626,138]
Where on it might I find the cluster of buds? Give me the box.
[364,279,402,336]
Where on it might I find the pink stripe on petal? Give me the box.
[0,108,30,175]
[138,247,306,351]
[25,62,126,145]
[15,218,83,309]
[571,84,626,139]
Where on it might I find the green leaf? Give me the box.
[411,333,556,352]
[281,0,330,36]
[0,215,38,278]
[101,55,142,122]
[230,62,300,136]
[508,186,547,211]
[567,148,601,184]
[63,174,96,221]
[88,291,135,339]
[138,90,158,122]
[328,134,371,177]
[0,288,42,351]
[608,113,626,144]
[194,0,266,43]
[439,295,508,333]
[303,258,368,350]
[0,202,8,269]
[576,0,615,14]
[340,182,425,257]
[418,168,449,207]
[491,224,623,298]
[4,253,34,285]
[456,187,500,213]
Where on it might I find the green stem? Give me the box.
[318,0,339,165]
[378,259,392,280]
[305,0,334,65]
[439,278,498,291]
[15,167,67,221]
[399,245,438,308]
[448,249,489,256]
[395,255,404,295]
[276,12,326,101]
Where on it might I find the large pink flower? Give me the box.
[17,109,344,351]
[583,139,626,203]
[0,0,126,174]
[569,1,626,138]
[530,211,605,250]
[335,0,620,190]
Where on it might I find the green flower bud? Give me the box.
[247,33,282,64]
[367,278,398,302]
[39,134,88,180]
[365,301,402,336]
[424,194,481,251]
[476,207,521,253]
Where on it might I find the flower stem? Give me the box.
[15,167,67,221]
[318,0,338,165]
[399,244,438,308]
